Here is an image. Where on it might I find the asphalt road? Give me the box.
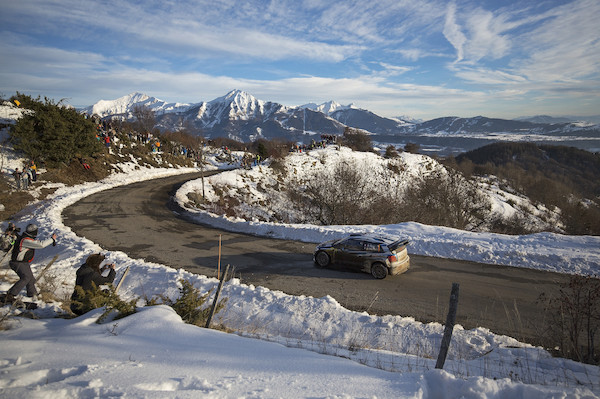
[62,172,571,347]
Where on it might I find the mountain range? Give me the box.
[83,90,600,147]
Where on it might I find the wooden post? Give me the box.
[200,141,205,199]
[115,266,130,293]
[206,264,229,329]
[36,255,59,281]
[217,234,222,279]
[435,282,460,370]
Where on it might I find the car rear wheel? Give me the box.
[315,251,331,268]
[371,263,388,279]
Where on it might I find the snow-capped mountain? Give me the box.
[86,90,348,142]
[299,100,355,115]
[84,92,198,118]
[82,90,600,149]
[516,115,600,126]
[398,115,599,135]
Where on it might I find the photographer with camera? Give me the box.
[0,223,19,267]
[4,223,57,303]
[70,253,116,316]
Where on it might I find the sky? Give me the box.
[0,0,599,120]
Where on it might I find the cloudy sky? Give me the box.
[1,0,598,120]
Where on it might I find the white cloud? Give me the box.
[376,63,413,77]
[462,8,511,62]
[514,0,600,84]
[450,65,527,86]
[443,3,467,62]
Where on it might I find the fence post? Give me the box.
[205,264,229,329]
[217,234,222,279]
[435,282,460,369]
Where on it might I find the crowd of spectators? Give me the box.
[10,160,37,190]
[291,135,338,153]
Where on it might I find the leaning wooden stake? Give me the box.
[36,254,59,282]
[205,264,229,329]
[435,282,460,370]
[115,266,130,293]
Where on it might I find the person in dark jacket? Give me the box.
[5,223,57,303]
[70,253,116,316]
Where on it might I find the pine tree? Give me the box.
[8,93,103,166]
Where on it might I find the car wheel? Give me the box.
[315,251,331,268]
[371,263,388,279]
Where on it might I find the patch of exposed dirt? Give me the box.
[1,146,195,223]
[0,177,35,221]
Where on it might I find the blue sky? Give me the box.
[0,0,598,120]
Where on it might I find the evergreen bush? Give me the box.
[70,284,137,323]
[8,93,103,167]
[158,279,226,327]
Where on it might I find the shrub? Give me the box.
[158,279,226,327]
[250,138,293,160]
[70,284,137,323]
[8,93,103,167]
[384,145,399,159]
[404,142,420,154]
[400,169,491,230]
[286,160,402,225]
[561,200,600,236]
[539,275,600,364]
[341,127,373,152]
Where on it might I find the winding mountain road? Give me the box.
[62,172,570,346]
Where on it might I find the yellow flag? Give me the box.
[14,100,20,107]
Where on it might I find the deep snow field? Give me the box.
[0,116,599,396]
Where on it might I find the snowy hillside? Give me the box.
[0,101,32,128]
[178,145,560,235]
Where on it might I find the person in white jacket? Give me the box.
[5,223,57,303]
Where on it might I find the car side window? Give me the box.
[363,242,381,252]
[342,239,363,251]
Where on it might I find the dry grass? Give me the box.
[1,143,193,222]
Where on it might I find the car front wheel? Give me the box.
[371,263,388,279]
[315,251,331,268]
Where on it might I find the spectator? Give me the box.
[0,223,19,268]
[29,160,37,181]
[21,167,32,190]
[4,223,57,303]
[80,158,91,170]
[12,168,21,189]
[70,253,116,316]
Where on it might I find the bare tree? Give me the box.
[400,169,491,230]
[286,160,401,225]
[131,105,156,133]
[540,276,600,364]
